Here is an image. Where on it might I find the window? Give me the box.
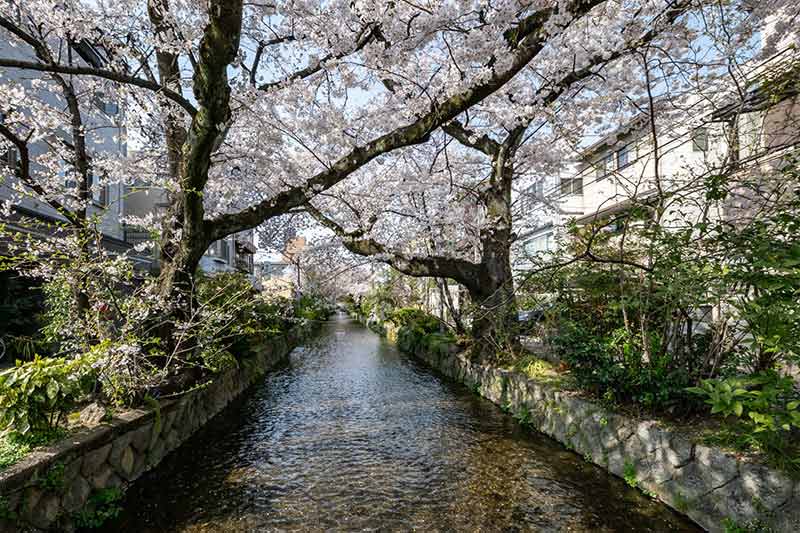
[560,177,583,196]
[89,172,108,207]
[617,144,632,168]
[532,180,544,199]
[525,233,554,254]
[2,147,18,169]
[93,92,119,116]
[104,102,119,115]
[595,153,612,179]
[692,127,708,152]
[207,239,231,262]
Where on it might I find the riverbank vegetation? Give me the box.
[0,0,798,506]
[0,262,332,471]
[350,155,800,474]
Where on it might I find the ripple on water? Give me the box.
[95,315,700,533]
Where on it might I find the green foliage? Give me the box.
[513,404,532,425]
[0,355,96,435]
[0,434,29,471]
[0,428,67,472]
[388,308,438,329]
[294,293,333,322]
[195,273,297,367]
[551,319,697,412]
[39,461,66,492]
[714,200,800,371]
[0,495,17,521]
[722,517,774,533]
[0,272,46,362]
[623,461,638,488]
[389,307,458,357]
[518,160,800,418]
[73,487,123,529]
[511,354,568,387]
[688,371,800,474]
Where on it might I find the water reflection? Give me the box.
[97,314,698,532]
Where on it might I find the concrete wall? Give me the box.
[0,324,312,532]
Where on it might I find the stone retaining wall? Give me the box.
[0,324,312,532]
[402,338,799,532]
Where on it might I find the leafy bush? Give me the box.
[551,319,698,412]
[0,355,96,435]
[0,428,68,471]
[389,308,439,331]
[73,487,123,529]
[196,273,296,362]
[294,293,332,322]
[392,308,451,354]
[688,371,800,472]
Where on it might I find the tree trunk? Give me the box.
[467,141,521,360]
[468,244,519,360]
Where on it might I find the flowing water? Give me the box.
[98,314,699,532]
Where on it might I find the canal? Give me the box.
[98,314,699,532]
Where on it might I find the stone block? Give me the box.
[709,461,795,524]
[162,409,177,435]
[31,494,60,530]
[78,402,108,428]
[694,445,740,489]
[130,423,153,453]
[131,451,147,479]
[63,457,83,484]
[89,464,113,489]
[80,443,112,478]
[114,446,135,479]
[148,439,166,467]
[771,482,800,532]
[109,434,132,465]
[663,435,694,468]
[20,487,43,521]
[61,476,91,512]
[165,429,180,452]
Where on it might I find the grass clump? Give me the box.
[0,428,67,471]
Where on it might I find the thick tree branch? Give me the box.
[442,121,501,155]
[207,0,607,241]
[305,202,482,289]
[257,24,377,91]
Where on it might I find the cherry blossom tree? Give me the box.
[302,0,798,357]
[1,0,609,326]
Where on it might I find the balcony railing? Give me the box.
[124,227,154,252]
[235,254,253,274]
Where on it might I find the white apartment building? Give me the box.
[517,43,799,263]
[123,182,256,277]
[0,36,128,249]
[0,29,256,281]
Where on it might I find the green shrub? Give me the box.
[551,319,697,412]
[0,355,96,435]
[688,371,800,473]
[73,487,123,529]
[294,293,332,322]
[0,428,67,471]
[196,273,296,361]
[392,309,453,355]
[388,308,439,331]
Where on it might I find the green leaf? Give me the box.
[46,380,59,401]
